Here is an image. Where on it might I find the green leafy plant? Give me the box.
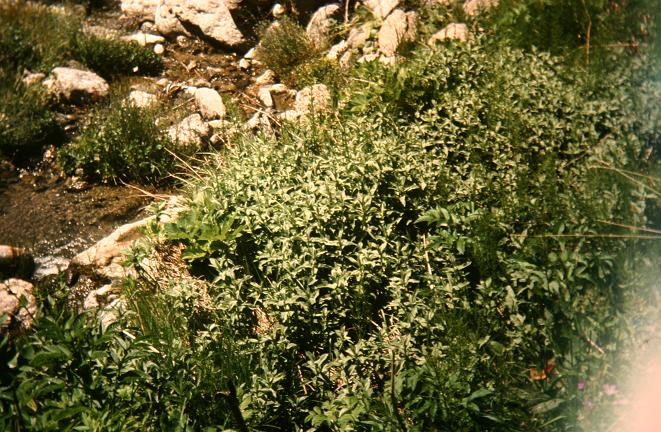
[74,35,163,79]
[58,100,178,185]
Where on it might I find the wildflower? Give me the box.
[578,379,586,391]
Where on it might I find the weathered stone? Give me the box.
[365,0,399,19]
[258,86,274,107]
[0,246,35,280]
[155,0,246,50]
[167,113,211,148]
[246,112,271,129]
[306,3,341,49]
[255,69,276,85]
[339,49,353,68]
[128,90,158,108]
[347,23,371,49]
[22,71,45,86]
[239,58,251,69]
[122,31,166,46]
[195,87,226,119]
[280,110,300,121]
[428,23,471,44]
[243,47,257,59]
[295,84,331,116]
[43,67,109,104]
[377,9,417,56]
[71,219,149,280]
[327,40,348,60]
[463,0,498,16]
[121,0,159,19]
[0,279,36,335]
[154,43,165,54]
[272,3,286,18]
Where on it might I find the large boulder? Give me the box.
[43,67,109,104]
[377,9,418,57]
[155,0,247,50]
[0,279,36,335]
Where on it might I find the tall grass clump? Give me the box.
[58,100,178,185]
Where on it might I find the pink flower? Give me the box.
[578,379,587,391]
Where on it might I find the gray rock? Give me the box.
[0,279,36,335]
[428,23,471,44]
[167,113,212,148]
[377,9,417,57]
[156,0,246,50]
[463,0,498,16]
[306,3,341,49]
[43,67,109,104]
[194,87,226,119]
[295,84,331,116]
[255,69,276,85]
[327,40,348,60]
[272,3,286,18]
[365,0,399,19]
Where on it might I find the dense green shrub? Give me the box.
[0,72,63,163]
[74,35,163,79]
[256,17,320,86]
[0,1,80,72]
[58,101,178,185]
[134,41,658,429]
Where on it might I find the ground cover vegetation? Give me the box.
[1,0,660,430]
[0,1,162,164]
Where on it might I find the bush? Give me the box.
[74,35,163,79]
[143,41,658,429]
[256,17,320,86]
[0,72,63,164]
[58,101,178,185]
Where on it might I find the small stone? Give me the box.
[43,67,109,104]
[153,43,165,55]
[246,112,270,129]
[122,31,165,46]
[243,47,257,59]
[306,3,342,49]
[194,87,226,119]
[239,58,251,70]
[258,86,274,107]
[272,3,286,18]
[255,69,276,85]
[463,0,499,16]
[377,9,418,56]
[428,23,471,44]
[327,40,348,60]
[295,84,331,116]
[280,110,300,121]
[365,0,399,19]
[339,50,353,68]
[167,113,211,149]
[347,23,371,49]
[0,279,36,335]
[22,71,45,86]
[128,90,158,108]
